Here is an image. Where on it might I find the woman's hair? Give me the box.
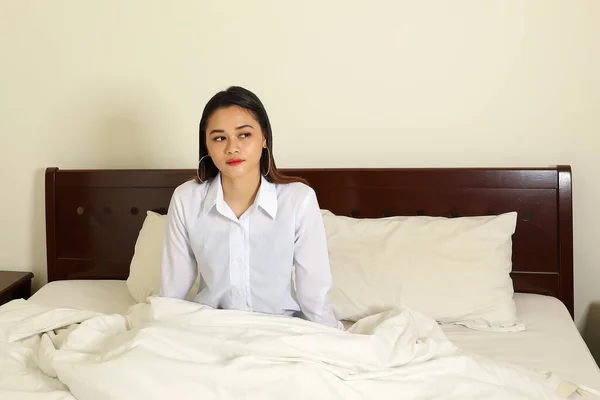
[195,86,307,185]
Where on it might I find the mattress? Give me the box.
[442,293,600,395]
[29,280,600,396]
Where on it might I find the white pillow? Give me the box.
[126,211,199,303]
[323,211,522,331]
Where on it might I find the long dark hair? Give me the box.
[195,86,307,185]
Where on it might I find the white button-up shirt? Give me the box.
[160,174,342,329]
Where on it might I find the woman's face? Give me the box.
[205,105,266,181]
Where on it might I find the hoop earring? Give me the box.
[197,155,210,183]
[263,147,271,177]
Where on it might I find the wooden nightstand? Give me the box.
[0,271,34,306]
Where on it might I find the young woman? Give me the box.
[160,86,342,329]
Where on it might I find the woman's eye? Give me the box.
[213,136,225,142]
[240,133,251,138]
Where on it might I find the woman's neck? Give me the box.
[221,170,261,218]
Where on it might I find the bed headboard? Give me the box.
[44,166,574,317]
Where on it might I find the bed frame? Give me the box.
[44,166,574,318]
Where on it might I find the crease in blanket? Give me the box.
[0,297,598,400]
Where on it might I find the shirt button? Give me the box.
[236,257,242,263]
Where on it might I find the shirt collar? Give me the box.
[200,174,222,218]
[255,175,278,219]
[201,173,278,219]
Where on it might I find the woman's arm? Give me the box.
[160,188,198,299]
[293,188,343,330]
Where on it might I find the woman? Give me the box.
[160,86,342,329]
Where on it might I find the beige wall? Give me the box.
[1,0,599,350]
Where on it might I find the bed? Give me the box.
[6,165,600,398]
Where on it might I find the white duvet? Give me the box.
[0,297,590,400]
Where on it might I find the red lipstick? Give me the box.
[226,158,244,166]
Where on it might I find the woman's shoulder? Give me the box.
[275,180,314,199]
[172,178,208,201]
[274,181,319,211]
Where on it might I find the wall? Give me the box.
[1,0,599,351]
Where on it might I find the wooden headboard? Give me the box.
[44,166,574,317]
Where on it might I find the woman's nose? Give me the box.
[225,138,240,154]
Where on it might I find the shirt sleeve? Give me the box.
[160,188,198,299]
[293,188,344,330]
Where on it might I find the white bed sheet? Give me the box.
[441,293,600,394]
[29,281,600,395]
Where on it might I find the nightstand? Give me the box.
[0,271,34,306]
